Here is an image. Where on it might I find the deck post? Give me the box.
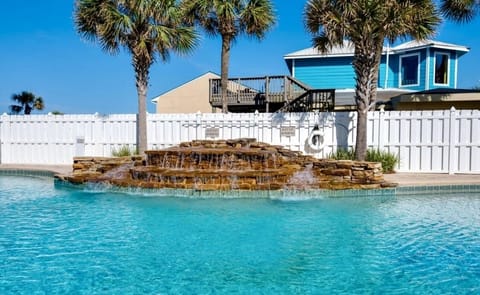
[237,78,241,103]
[265,76,270,113]
[208,79,212,105]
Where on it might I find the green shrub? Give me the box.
[327,148,355,160]
[111,145,137,157]
[327,148,399,173]
[366,149,399,173]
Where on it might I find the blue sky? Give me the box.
[1,1,479,114]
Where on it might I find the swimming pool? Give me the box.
[1,174,479,293]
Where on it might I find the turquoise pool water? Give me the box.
[1,175,479,294]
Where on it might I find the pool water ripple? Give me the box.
[1,175,480,294]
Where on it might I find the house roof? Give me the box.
[151,71,219,103]
[284,39,469,60]
[284,40,360,59]
[391,40,469,53]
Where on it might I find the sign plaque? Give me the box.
[280,126,296,137]
[205,127,220,138]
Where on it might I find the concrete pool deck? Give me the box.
[0,164,479,187]
[0,164,72,175]
[383,172,480,186]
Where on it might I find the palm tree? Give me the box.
[182,0,276,113]
[441,0,479,22]
[75,0,197,154]
[305,0,440,161]
[9,91,45,115]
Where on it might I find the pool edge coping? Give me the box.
[2,169,479,198]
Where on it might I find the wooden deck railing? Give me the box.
[209,76,309,112]
[209,75,335,112]
[275,89,335,113]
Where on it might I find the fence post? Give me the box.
[254,110,259,140]
[196,111,202,140]
[93,112,103,156]
[1,113,9,163]
[378,107,385,150]
[0,113,4,164]
[448,106,457,175]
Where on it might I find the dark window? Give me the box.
[400,55,419,86]
[435,53,449,85]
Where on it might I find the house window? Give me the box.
[434,53,449,85]
[400,54,420,86]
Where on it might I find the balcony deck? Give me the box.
[209,76,333,112]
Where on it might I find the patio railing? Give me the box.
[209,75,312,112]
[275,89,335,113]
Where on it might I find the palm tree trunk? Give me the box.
[24,104,32,115]
[220,35,231,114]
[352,43,382,161]
[133,58,149,155]
[355,110,368,160]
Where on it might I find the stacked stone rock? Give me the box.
[66,156,144,184]
[60,138,395,190]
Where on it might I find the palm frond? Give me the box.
[440,0,478,23]
[305,0,348,52]
[240,0,276,39]
[9,91,43,114]
[11,91,35,104]
[33,97,45,111]
[9,105,23,115]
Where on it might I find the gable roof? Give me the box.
[284,40,359,59]
[151,71,220,103]
[284,39,469,60]
[391,39,469,53]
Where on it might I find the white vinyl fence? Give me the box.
[0,108,478,173]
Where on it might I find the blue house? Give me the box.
[284,40,470,109]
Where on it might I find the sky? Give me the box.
[1,1,479,114]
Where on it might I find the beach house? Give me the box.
[152,39,475,113]
[284,39,475,110]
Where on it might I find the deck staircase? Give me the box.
[209,75,335,113]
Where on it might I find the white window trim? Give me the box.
[292,59,296,77]
[399,53,421,87]
[433,52,450,86]
[425,48,430,90]
[454,52,458,88]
